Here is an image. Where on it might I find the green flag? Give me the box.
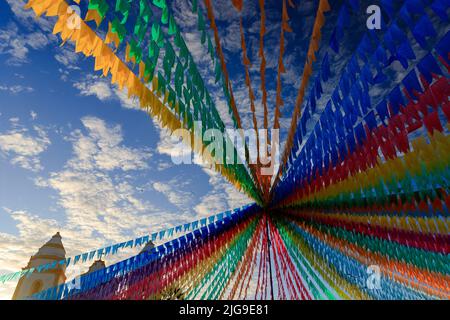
[153,0,167,9]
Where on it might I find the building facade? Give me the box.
[12,232,67,300]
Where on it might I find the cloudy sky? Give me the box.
[0,0,260,299]
[0,0,446,300]
[0,0,357,299]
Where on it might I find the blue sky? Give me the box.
[0,0,258,299]
[0,0,446,300]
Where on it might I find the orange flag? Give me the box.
[272,0,291,130]
[27,0,261,200]
[271,0,332,195]
[231,0,244,11]
[204,0,242,129]
[258,0,269,128]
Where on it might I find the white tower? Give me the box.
[12,232,67,300]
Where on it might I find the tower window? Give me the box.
[30,280,43,295]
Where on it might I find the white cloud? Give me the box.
[0,116,177,296]
[151,110,251,217]
[194,168,251,217]
[73,75,141,110]
[155,121,193,161]
[0,84,34,94]
[40,117,155,234]
[0,123,50,172]
[5,0,54,32]
[221,23,242,54]
[54,47,80,70]
[0,0,256,298]
[156,160,172,171]
[0,23,50,66]
[153,178,195,211]
[0,206,156,299]
[9,117,20,125]
[58,68,71,82]
[0,209,66,260]
[0,208,62,299]
[0,201,190,299]
[26,116,184,247]
[73,77,113,101]
[113,87,141,110]
[66,116,151,172]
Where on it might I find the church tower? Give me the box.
[12,232,67,300]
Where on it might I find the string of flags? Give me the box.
[15,0,450,300]
[29,204,261,300]
[0,204,255,284]
[276,0,449,190]
[24,0,263,203]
